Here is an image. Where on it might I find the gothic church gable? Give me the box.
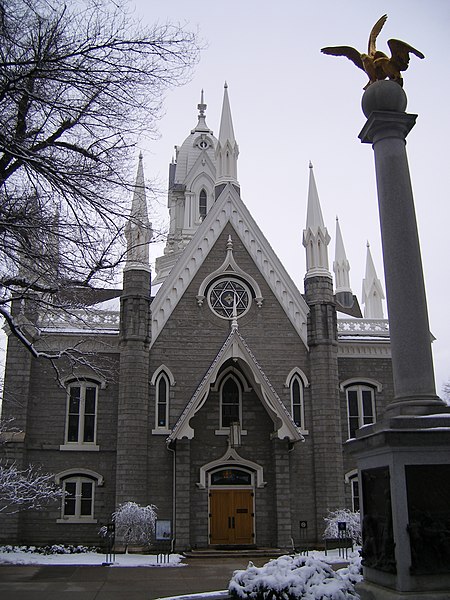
[151,183,309,347]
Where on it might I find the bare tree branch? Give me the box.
[0,0,199,360]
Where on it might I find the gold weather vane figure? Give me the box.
[321,14,424,88]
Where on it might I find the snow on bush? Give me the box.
[113,501,157,551]
[229,554,360,600]
[0,544,99,554]
[336,552,363,587]
[323,509,361,545]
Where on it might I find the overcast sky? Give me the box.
[131,0,450,393]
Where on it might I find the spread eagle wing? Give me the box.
[320,46,364,71]
[387,39,425,71]
[368,14,388,55]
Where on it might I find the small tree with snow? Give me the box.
[113,502,157,552]
[323,509,362,545]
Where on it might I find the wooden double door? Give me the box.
[209,489,254,545]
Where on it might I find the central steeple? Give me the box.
[154,85,241,285]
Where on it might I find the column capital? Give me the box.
[359,110,417,145]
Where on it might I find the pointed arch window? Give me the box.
[155,372,169,430]
[220,374,242,429]
[199,189,207,221]
[151,366,175,434]
[290,374,305,430]
[285,369,308,433]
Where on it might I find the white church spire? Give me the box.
[215,82,239,186]
[333,216,352,294]
[124,153,152,272]
[303,162,331,279]
[362,242,385,318]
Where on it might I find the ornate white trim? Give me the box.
[338,318,389,337]
[197,235,263,307]
[55,468,104,486]
[168,329,304,443]
[340,378,383,392]
[344,468,358,484]
[151,184,309,347]
[196,447,266,489]
[284,367,310,388]
[338,340,391,358]
[150,365,176,386]
[60,373,107,390]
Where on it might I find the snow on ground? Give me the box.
[0,550,185,567]
[0,548,350,567]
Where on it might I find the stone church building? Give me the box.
[1,85,393,550]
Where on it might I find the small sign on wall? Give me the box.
[155,519,172,541]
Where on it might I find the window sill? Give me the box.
[57,517,97,524]
[215,429,247,436]
[59,444,100,452]
[151,428,172,435]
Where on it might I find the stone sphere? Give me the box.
[361,80,407,117]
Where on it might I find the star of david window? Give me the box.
[208,278,251,319]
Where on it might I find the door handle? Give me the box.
[232,516,235,529]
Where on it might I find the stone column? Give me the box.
[304,275,345,536]
[359,81,442,416]
[348,80,450,600]
[272,437,292,550]
[174,438,191,551]
[115,268,151,507]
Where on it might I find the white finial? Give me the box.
[216,83,239,186]
[333,216,352,294]
[231,294,238,332]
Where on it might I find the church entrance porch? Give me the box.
[209,489,254,546]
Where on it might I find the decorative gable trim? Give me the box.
[196,235,263,307]
[167,329,304,443]
[151,183,309,347]
[196,447,266,489]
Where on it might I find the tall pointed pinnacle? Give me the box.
[362,242,385,318]
[302,162,331,279]
[124,152,153,272]
[215,82,239,187]
[333,216,352,294]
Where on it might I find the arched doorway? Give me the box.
[208,467,254,546]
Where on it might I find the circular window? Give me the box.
[208,278,251,320]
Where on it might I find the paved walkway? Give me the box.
[0,556,273,600]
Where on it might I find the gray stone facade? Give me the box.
[0,90,395,551]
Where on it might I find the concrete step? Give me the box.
[183,547,286,559]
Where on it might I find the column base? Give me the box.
[357,581,450,600]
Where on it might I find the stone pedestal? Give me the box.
[349,416,450,599]
[349,81,450,599]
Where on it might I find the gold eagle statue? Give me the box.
[321,14,424,88]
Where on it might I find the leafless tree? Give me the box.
[0,419,62,512]
[0,0,200,359]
